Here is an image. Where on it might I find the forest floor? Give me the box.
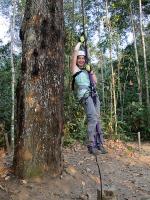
[0,140,150,200]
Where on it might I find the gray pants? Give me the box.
[81,94,104,147]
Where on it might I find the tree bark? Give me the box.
[14,0,64,178]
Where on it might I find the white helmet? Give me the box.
[77,50,86,57]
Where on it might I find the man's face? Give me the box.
[77,55,85,68]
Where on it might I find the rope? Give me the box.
[81,1,103,199]
[81,0,89,63]
[95,155,103,200]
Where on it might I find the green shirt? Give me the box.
[75,70,90,100]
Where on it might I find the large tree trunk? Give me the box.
[14,0,64,178]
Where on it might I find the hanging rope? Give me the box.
[81,0,103,199]
[81,0,89,63]
[95,155,103,200]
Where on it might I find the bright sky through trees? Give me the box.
[0,15,10,44]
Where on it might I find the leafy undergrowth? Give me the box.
[0,140,150,200]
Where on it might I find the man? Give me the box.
[71,41,107,155]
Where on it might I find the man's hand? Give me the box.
[80,35,85,43]
[85,64,92,72]
[78,33,86,44]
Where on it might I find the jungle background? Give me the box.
[1,0,150,147]
[0,0,150,199]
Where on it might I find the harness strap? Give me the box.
[72,71,83,90]
[78,85,90,90]
[88,72,97,104]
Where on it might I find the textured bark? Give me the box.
[14,0,64,178]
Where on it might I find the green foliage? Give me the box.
[18,0,26,11]
[0,44,11,136]
[124,102,150,140]
[64,92,87,146]
[0,44,21,147]
[0,65,11,146]
[1,0,150,148]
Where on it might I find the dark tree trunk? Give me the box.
[14,0,64,178]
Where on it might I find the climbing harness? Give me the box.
[72,70,83,91]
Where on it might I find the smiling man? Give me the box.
[71,41,107,155]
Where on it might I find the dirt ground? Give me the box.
[0,140,150,200]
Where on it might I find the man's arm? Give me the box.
[71,42,81,75]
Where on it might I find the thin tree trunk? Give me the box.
[105,0,117,135]
[117,53,123,121]
[115,35,123,121]
[14,0,64,178]
[10,0,16,155]
[110,82,113,134]
[72,0,75,33]
[68,55,72,91]
[122,64,130,113]
[97,10,106,111]
[69,0,75,90]
[100,55,105,111]
[130,3,142,105]
[0,124,11,154]
[139,0,149,107]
